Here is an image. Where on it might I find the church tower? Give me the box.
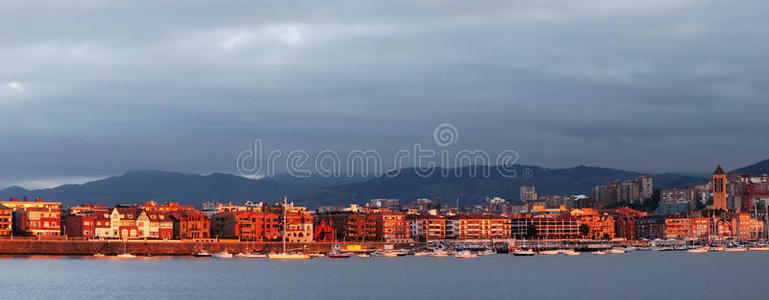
[712,165,727,210]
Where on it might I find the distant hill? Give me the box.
[0,170,294,208]
[731,159,769,175]
[0,166,706,208]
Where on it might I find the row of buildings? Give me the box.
[1,196,765,242]
[658,166,769,215]
[591,175,653,207]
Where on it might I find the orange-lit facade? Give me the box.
[713,166,727,210]
[169,211,211,239]
[0,204,11,236]
[284,205,313,243]
[3,198,62,236]
[735,213,763,241]
[664,218,690,239]
[571,209,616,239]
[376,212,410,242]
[457,215,511,239]
[14,207,61,236]
[690,217,711,239]
[408,214,446,240]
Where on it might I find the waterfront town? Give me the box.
[1,166,769,257]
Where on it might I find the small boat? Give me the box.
[308,252,325,258]
[370,251,383,257]
[539,250,559,255]
[512,249,535,256]
[608,249,625,254]
[477,249,496,256]
[383,251,399,257]
[455,251,478,258]
[356,253,371,258]
[429,250,449,257]
[563,250,580,256]
[687,248,707,253]
[194,251,212,257]
[93,253,106,257]
[709,246,725,252]
[414,251,431,257]
[328,252,351,258]
[394,249,409,257]
[213,251,233,258]
[623,246,637,252]
[592,251,606,255]
[268,253,312,260]
[651,246,673,251]
[117,240,134,258]
[235,252,267,258]
[725,247,748,252]
[748,247,769,251]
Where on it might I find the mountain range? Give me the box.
[3,159,769,208]
[15,159,765,208]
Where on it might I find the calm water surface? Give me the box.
[0,251,766,299]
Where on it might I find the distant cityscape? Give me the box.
[0,165,767,248]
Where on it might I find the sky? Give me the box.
[1,0,768,189]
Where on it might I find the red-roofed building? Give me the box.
[13,207,60,236]
[169,211,210,239]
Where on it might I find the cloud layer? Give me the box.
[1,0,768,188]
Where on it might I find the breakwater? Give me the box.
[0,239,412,256]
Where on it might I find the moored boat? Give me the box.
[414,251,431,257]
[512,249,535,256]
[213,251,233,258]
[455,251,478,258]
[748,247,769,251]
[268,197,311,261]
[194,251,212,257]
[429,250,449,257]
[608,249,625,254]
[563,250,580,256]
[93,253,106,257]
[235,252,267,258]
[116,253,136,258]
[539,250,559,255]
[356,253,371,258]
[328,251,351,258]
[477,249,496,256]
[687,248,707,253]
[308,252,325,258]
[383,251,399,257]
[708,246,725,252]
[268,253,311,260]
[592,251,606,255]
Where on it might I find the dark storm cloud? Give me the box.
[1,0,768,187]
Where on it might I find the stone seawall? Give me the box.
[0,240,412,256]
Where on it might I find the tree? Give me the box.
[526,224,538,238]
[579,224,590,237]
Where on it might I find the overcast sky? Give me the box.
[1,0,768,189]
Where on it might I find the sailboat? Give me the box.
[269,197,311,260]
[117,239,135,258]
